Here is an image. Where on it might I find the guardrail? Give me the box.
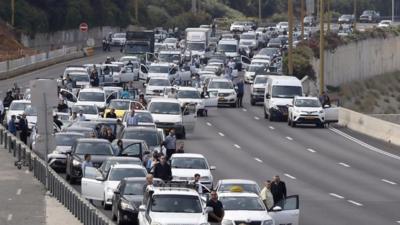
[0,126,115,225]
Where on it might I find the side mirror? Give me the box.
[272,206,282,212]
[210,166,216,170]
[205,206,213,213]
[114,190,120,195]
[143,83,147,87]
[95,175,104,181]
[265,93,271,99]
[324,104,331,108]
[139,205,146,212]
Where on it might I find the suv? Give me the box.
[207,78,237,108]
[250,75,268,105]
[288,96,325,128]
[138,187,211,225]
[359,10,380,23]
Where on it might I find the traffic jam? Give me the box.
[2,20,342,225]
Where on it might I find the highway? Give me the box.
[3,50,400,225]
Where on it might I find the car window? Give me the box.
[151,195,202,213]
[120,143,141,157]
[109,101,130,110]
[177,90,200,99]
[10,102,30,110]
[78,92,105,102]
[294,99,321,107]
[148,79,171,86]
[171,158,208,169]
[148,102,181,115]
[108,168,147,181]
[220,197,265,211]
[208,81,233,89]
[72,105,98,114]
[219,183,259,194]
[123,182,145,195]
[122,130,159,147]
[75,142,113,155]
[55,134,82,146]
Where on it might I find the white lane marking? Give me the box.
[206,122,212,126]
[254,116,260,120]
[329,193,345,199]
[307,148,316,153]
[381,179,397,185]
[242,108,247,112]
[25,170,29,174]
[7,214,12,221]
[218,132,225,137]
[338,162,351,168]
[348,200,363,206]
[8,198,12,201]
[284,173,296,180]
[254,158,263,163]
[269,126,275,130]
[330,127,400,161]
[234,144,241,149]
[16,189,22,195]
[396,221,400,223]
[286,136,293,141]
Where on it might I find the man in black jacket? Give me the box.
[270,175,287,205]
[18,113,29,144]
[152,155,172,182]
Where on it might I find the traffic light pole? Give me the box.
[288,0,294,76]
[319,0,325,95]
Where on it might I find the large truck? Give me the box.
[184,28,211,62]
[124,30,155,57]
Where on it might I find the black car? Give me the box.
[121,127,163,152]
[112,177,164,225]
[66,138,114,184]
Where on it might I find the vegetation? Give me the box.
[282,45,315,80]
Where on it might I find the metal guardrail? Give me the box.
[0,126,115,225]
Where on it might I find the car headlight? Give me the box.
[262,220,274,225]
[230,92,236,97]
[222,220,234,225]
[294,109,301,114]
[120,201,135,211]
[200,223,210,225]
[200,176,212,182]
[319,110,324,114]
[72,159,81,166]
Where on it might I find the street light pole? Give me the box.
[259,0,262,22]
[327,0,331,32]
[392,0,395,22]
[319,0,325,95]
[353,0,357,30]
[134,0,139,21]
[301,0,305,39]
[288,0,294,76]
[11,0,15,26]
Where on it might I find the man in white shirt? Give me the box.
[127,110,139,126]
[193,173,204,194]
[77,110,86,121]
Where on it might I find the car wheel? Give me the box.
[269,112,274,122]
[318,122,325,128]
[250,99,256,106]
[291,121,296,127]
[264,108,268,119]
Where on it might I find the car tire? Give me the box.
[264,108,268,119]
[103,200,111,210]
[269,112,274,122]
[250,99,256,106]
[317,122,325,128]
[291,121,296,127]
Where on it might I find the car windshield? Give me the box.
[123,182,145,195]
[272,86,302,98]
[259,48,278,56]
[254,77,268,84]
[241,34,255,40]
[108,168,146,181]
[177,90,201,99]
[209,81,233,89]
[72,105,98,114]
[220,197,265,211]
[148,79,170,86]
[134,112,154,123]
[270,38,281,44]
[219,183,259,194]
[248,65,265,73]
[164,38,177,43]
[113,33,126,38]
[151,195,202,213]
[148,102,181,115]
[122,130,159,147]
[159,54,180,63]
[187,42,205,51]
[125,43,150,54]
[109,101,130,110]
[69,74,89,82]
[217,44,237,53]
[10,102,30,110]
[149,66,170,74]
[120,144,141,157]
[75,142,113,155]
[295,99,321,107]
[100,159,142,173]
[78,92,105,102]
[171,157,208,169]
[342,15,352,18]
[55,134,82,146]
[24,107,37,116]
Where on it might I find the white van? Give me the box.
[263,76,303,121]
[217,38,239,58]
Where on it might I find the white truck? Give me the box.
[184,28,211,62]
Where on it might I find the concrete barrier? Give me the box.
[339,108,400,146]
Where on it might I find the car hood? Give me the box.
[177,98,203,105]
[149,212,207,224]
[224,52,239,57]
[148,73,169,78]
[294,107,323,112]
[152,114,181,123]
[270,98,293,106]
[77,101,106,108]
[124,195,144,207]
[55,146,72,153]
[172,168,211,179]
[252,84,266,88]
[224,210,272,221]
[75,154,111,167]
[208,89,235,94]
[146,85,168,91]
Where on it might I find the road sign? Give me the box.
[80,22,88,32]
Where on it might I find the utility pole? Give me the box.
[192,0,197,14]
[319,0,325,95]
[288,0,294,75]
[258,0,262,22]
[327,0,331,32]
[301,0,305,39]
[392,0,395,22]
[353,0,357,30]
[11,0,15,26]
[134,0,139,21]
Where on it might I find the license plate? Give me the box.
[219,97,225,100]
[305,116,317,119]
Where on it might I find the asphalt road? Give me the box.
[3,51,400,225]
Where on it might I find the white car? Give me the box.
[207,78,237,107]
[148,98,196,139]
[82,164,147,209]
[215,179,261,194]
[146,63,176,81]
[77,88,108,111]
[250,75,268,105]
[163,38,178,49]
[63,66,88,78]
[138,187,210,225]
[378,20,392,28]
[119,55,139,64]
[219,192,300,225]
[145,77,172,97]
[170,153,215,189]
[288,96,338,127]
[71,103,100,120]
[111,33,126,46]
[276,22,289,32]
[158,50,182,65]
[175,87,217,116]
[239,32,258,50]
[3,100,31,126]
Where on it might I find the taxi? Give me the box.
[104,99,145,118]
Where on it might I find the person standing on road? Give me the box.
[8,115,17,136]
[104,128,115,142]
[260,180,274,210]
[105,108,117,118]
[3,91,14,108]
[152,155,172,182]
[142,174,155,204]
[69,111,78,122]
[192,173,204,194]
[270,175,287,205]
[81,154,93,177]
[163,129,176,160]
[57,100,68,113]
[53,115,63,129]
[235,78,244,108]
[127,110,139,126]
[0,99,4,123]
[206,190,224,225]
[319,91,331,107]
[18,113,29,144]
[116,119,124,139]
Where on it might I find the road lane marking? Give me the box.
[396,221,400,223]
[307,148,316,153]
[234,144,241,149]
[254,158,263,163]
[25,170,29,174]
[7,214,12,221]
[218,132,225,137]
[254,116,260,120]
[329,193,345,199]
[16,189,22,195]
[269,126,275,130]
[381,179,397,185]
[284,173,296,180]
[348,200,363,206]
[206,122,212,126]
[242,108,247,112]
[330,127,400,161]
[286,136,293,141]
[338,162,351,168]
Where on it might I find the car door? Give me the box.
[81,167,105,201]
[146,53,157,65]
[60,89,77,108]
[182,103,197,133]
[324,106,339,123]
[204,90,218,109]
[139,64,149,81]
[241,56,251,69]
[269,195,299,225]
[106,92,118,105]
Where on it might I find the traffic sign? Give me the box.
[80,22,88,32]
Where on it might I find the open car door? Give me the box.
[324,106,339,124]
[139,64,149,81]
[204,90,218,111]
[60,89,77,108]
[146,53,157,65]
[81,167,105,201]
[241,55,251,69]
[182,103,197,133]
[269,195,300,225]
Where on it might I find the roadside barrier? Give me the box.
[0,126,115,225]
